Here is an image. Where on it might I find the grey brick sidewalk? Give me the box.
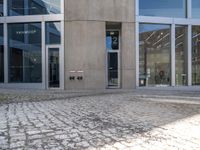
[0,89,200,150]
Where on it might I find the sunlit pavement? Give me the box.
[0,89,200,150]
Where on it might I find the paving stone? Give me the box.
[0,89,199,149]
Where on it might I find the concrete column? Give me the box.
[121,22,136,89]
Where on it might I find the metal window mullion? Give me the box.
[187,25,192,86]
[61,0,64,14]
[42,21,46,89]
[135,0,139,16]
[187,0,192,18]
[171,24,176,86]
[135,22,139,87]
[60,20,65,89]
[3,0,7,16]
[3,23,8,83]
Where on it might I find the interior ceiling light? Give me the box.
[176,34,184,40]
[145,31,155,42]
[192,33,200,39]
[153,33,170,46]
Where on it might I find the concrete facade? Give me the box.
[64,0,136,89]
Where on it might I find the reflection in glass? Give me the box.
[139,24,171,87]
[192,26,200,85]
[8,23,42,83]
[175,26,187,86]
[106,31,119,50]
[48,48,60,88]
[8,0,61,16]
[46,22,61,44]
[108,53,118,86]
[139,0,186,18]
[0,24,3,82]
[0,0,3,16]
[192,0,200,18]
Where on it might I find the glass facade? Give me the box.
[138,1,200,87]
[0,24,3,82]
[192,26,200,85]
[139,0,187,18]
[175,26,188,86]
[46,22,61,44]
[139,24,171,87]
[8,0,61,16]
[8,23,42,83]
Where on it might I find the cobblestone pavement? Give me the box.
[0,89,200,150]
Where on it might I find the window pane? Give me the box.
[139,24,171,87]
[106,31,119,50]
[46,22,61,44]
[139,0,186,18]
[192,0,200,18]
[0,0,3,16]
[175,26,187,86]
[8,0,61,16]
[0,24,3,82]
[8,23,42,83]
[192,26,200,85]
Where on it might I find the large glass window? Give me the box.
[8,23,42,83]
[192,26,200,85]
[139,24,171,87]
[8,0,61,16]
[0,0,3,16]
[46,22,61,44]
[139,0,187,18]
[192,0,200,18]
[175,26,188,86]
[0,24,3,82]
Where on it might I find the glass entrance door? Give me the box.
[108,52,119,87]
[106,30,120,88]
[47,46,60,88]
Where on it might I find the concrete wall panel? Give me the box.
[65,0,135,22]
[65,21,106,90]
[121,22,136,89]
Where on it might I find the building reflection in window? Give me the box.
[46,22,61,44]
[0,24,3,82]
[139,23,171,87]
[139,0,186,18]
[8,0,61,16]
[192,26,200,85]
[175,26,188,86]
[8,23,42,83]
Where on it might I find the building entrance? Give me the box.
[46,45,61,88]
[106,30,120,88]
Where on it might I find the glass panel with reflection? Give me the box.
[192,26,200,85]
[139,23,171,87]
[139,0,186,18]
[8,0,61,16]
[0,24,3,82]
[8,23,42,83]
[175,26,188,86]
[46,22,61,44]
[0,0,3,16]
[192,0,200,18]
